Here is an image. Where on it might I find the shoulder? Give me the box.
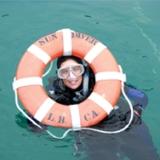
[46,76,65,94]
[46,76,72,104]
[124,83,148,108]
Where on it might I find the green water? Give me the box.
[0,0,160,159]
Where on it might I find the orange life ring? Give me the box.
[13,29,126,128]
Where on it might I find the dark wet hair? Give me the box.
[57,56,83,69]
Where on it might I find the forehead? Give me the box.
[60,59,80,68]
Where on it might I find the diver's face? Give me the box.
[59,59,83,90]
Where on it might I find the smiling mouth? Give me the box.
[69,79,79,85]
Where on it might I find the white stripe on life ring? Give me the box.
[13,77,43,90]
[84,42,107,63]
[95,72,126,82]
[34,98,55,122]
[69,105,81,128]
[62,28,72,56]
[27,44,51,64]
[88,92,113,114]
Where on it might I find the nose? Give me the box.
[67,71,77,80]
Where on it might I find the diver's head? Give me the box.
[57,56,84,90]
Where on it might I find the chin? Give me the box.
[66,81,81,90]
[68,84,80,90]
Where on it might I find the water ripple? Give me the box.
[133,1,160,62]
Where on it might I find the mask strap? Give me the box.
[82,60,89,96]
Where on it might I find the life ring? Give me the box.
[13,28,126,128]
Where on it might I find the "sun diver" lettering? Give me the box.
[38,34,57,46]
[72,32,98,46]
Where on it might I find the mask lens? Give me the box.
[58,67,69,79]
[72,65,84,76]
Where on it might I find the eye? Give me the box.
[73,66,80,71]
[61,68,69,75]
[73,66,81,73]
[72,65,84,76]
